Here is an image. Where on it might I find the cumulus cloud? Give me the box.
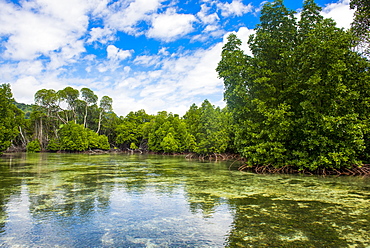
[107,45,133,61]
[234,27,255,56]
[87,27,116,44]
[94,45,133,73]
[110,43,225,115]
[106,0,164,34]
[197,4,220,25]
[11,75,68,104]
[321,0,354,29]
[147,8,197,42]
[217,0,253,17]
[294,0,354,29]
[0,0,97,61]
[134,55,162,67]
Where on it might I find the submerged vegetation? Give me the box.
[1,0,369,175]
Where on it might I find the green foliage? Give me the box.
[130,142,138,150]
[87,129,110,150]
[217,0,370,170]
[145,112,183,153]
[183,100,232,155]
[350,0,370,55]
[26,139,41,153]
[0,84,23,154]
[161,131,179,153]
[31,87,117,149]
[13,102,33,119]
[144,110,211,154]
[58,86,79,122]
[49,122,110,152]
[58,122,89,151]
[194,100,230,154]
[115,110,152,149]
[46,139,60,151]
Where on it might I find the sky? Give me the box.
[0,0,354,117]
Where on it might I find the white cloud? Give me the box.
[197,4,219,25]
[11,76,41,104]
[110,43,225,116]
[3,60,45,79]
[147,8,197,42]
[134,55,162,67]
[87,27,116,44]
[177,44,224,96]
[107,45,133,61]
[158,47,169,56]
[0,0,104,73]
[47,40,86,70]
[11,75,67,104]
[321,0,354,29]
[217,0,253,17]
[106,0,164,34]
[95,45,133,72]
[192,3,225,42]
[234,27,255,56]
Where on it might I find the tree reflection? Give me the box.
[0,154,26,233]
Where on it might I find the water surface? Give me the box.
[0,153,369,247]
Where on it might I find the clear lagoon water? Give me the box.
[0,153,369,247]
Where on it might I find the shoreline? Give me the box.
[3,148,370,176]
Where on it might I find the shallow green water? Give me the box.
[0,153,369,247]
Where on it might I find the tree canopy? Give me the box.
[0,84,23,154]
[350,0,370,55]
[217,0,370,170]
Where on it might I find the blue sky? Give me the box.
[0,0,354,116]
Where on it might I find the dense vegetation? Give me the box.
[217,0,370,171]
[1,0,369,173]
[0,84,23,155]
[0,83,232,155]
[350,0,370,56]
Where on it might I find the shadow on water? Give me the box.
[0,153,369,247]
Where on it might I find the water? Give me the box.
[0,153,369,247]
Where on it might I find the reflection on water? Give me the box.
[0,153,369,247]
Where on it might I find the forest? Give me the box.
[0,84,232,156]
[0,0,369,174]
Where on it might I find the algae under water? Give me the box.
[0,153,369,247]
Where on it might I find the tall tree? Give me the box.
[34,89,64,122]
[194,100,230,155]
[298,0,323,38]
[0,84,23,154]
[288,0,370,169]
[97,96,112,134]
[233,0,297,166]
[58,87,79,123]
[350,0,370,55]
[115,110,152,150]
[216,34,249,120]
[80,88,98,128]
[217,0,370,170]
[34,89,64,147]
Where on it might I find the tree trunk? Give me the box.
[96,111,102,134]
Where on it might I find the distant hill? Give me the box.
[13,101,34,119]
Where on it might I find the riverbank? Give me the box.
[236,163,370,176]
[4,147,370,176]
